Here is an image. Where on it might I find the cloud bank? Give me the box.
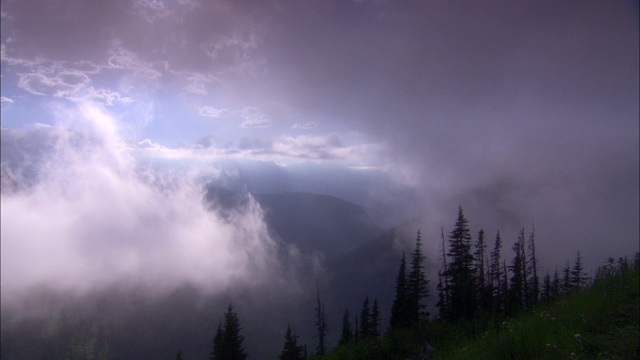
[0,103,281,305]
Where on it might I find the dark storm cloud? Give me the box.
[1,0,637,275]
[253,0,639,267]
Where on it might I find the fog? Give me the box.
[1,103,289,307]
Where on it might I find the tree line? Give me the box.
[193,205,614,360]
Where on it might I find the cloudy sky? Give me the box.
[1,0,639,300]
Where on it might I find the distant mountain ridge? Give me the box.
[205,186,383,259]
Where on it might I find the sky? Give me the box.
[1,0,639,304]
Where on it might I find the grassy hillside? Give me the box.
[318,256,639,360]
[434,258,638,359]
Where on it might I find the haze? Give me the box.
[1,0,638,351]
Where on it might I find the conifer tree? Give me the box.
[517,229,531,310]
[315,283,327,355]
[370,298,380,338]
[445,206,476,321]
[561,262,572,295]
[436,270,447,320]
[552,268,560,299]
[354,316,359,343]
[570,251,588,290]
[210,322,223,360]
[389,253,408,330]
[436,227,450,320]
[489,231,504,313]
[280,325,303,360]
[176,349,183,360]
[527,223,540,307]
[407,230,429,324]
[211,304,247,360]
[359,297,371,340]
[339,309,353,346]
[474,229,489,312]
[507,238,524,314]
[501,261,509,307]
[541,271,552,304]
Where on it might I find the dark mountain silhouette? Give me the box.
[205,186,383,259]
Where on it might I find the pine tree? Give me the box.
[517,229,531,310]
[445,206,476,321]
[541,271,552,304]
[407,230,429,325]
[561,262,572,295]
[552,268,560,299]
[212,304,247,360]
[507,238,524,314]
[570,251,588,290]
[501,260,509,309]
[370,298,380,338]
[527,223,540,308]
[354,316,359,343]
[436,227,450,320]
[210,322,223,360]
[436,270,447,320]
[176,349,183,360]
[389,253,408,331]
[359,297,371,340]
[489,231,504,313]
[474,229,489,312]
[338,309,353,346]
[280,325,303,360]
[315,282,327,355]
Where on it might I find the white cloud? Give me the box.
[237,107,272,128]
[68,87,134,106]
[292,121,318,130]
[271,134,344,159]
[18,70,91,97]
[106,46,162,79]
[1,104,280,303]
[137,0,165,11]
[33,123,51,129]
[183,72,218,95]
[1,96,14,103]
[198,106,229,118]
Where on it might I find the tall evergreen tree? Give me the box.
[445,206,476,321]
[527,223,540,308]
[211,304,247,360]
[501,261,509,309]
[570,251,588,290]
[280,325,303,360]
[210,322,223,360]
[561,261,572,295]
[389,253,408,331]
[338,309,353,346]
[407,230,429,324]
[436,227,450,320]
[315,282,327,355]
[552,268,560,299]
[474,229,489,312]
[541,271,552,304]
[436,270,447,320]
[517,229,531,310]
[507,238,524,314]
[370,298,380,338]
[359,297,371,340]
[354,316,359,343]
[489,231,504,313]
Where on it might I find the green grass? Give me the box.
[434,263,639,360]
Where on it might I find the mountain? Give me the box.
[2,188,396,360]
[205,186,383,259]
